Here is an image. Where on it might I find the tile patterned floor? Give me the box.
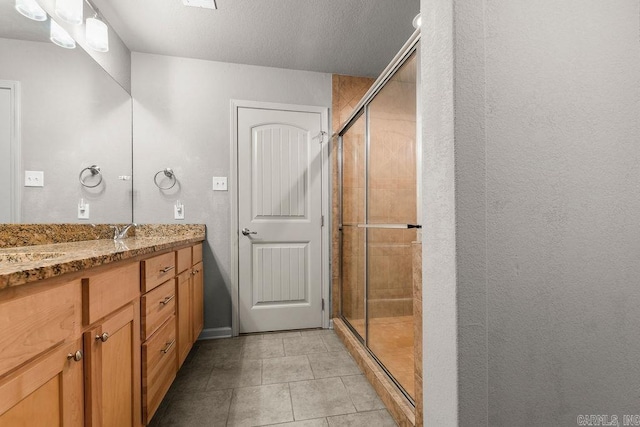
[149,329,398,427]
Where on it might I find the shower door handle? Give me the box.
[242,228,258,236]
[356,224,422,229]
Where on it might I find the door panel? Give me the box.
[238,106,324,333]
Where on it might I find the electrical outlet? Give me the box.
[174,202,185,220]
[78,201,90,219]
[25,171,44,187]
[213,177,227,191]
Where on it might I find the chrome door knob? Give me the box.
[242,228,257,236]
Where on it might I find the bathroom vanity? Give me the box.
[0,224,205,426]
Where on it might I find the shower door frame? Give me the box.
[337,30,421,405]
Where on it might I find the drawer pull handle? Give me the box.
[160,266,175,273]
[95,332,109,343]
[160,295,175,306]
[161,339,176,354]
[67,350,83,362]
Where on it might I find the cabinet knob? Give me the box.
[95,332,109,342]
[67,350,83,362]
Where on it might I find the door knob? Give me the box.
[242,228,257,236]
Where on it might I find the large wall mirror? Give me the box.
[0,0,132,224]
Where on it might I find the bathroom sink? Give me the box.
[0,252,67,263]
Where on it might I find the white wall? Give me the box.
[132,53,331,333]
[0,37,132,224]
[421,0,640,425]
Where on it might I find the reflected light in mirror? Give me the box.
[86,16,108,52]
[55,0,82,25]
[50,19,76,48]
[15,0,47,21]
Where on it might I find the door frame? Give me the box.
[230,100,330,336]
[0,80,21,223]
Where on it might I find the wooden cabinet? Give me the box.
[0,338,84,426]
[85,302,141,427]
[142,316,177,424]
[0,240,203,427]
[176,244,204,369]
[176,270,192,368]
[192,261,204,341]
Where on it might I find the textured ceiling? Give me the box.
[92,0,419,77]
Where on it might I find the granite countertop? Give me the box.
[0,226,205,290]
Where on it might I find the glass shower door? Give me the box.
[340,113,366,339]
[366,52,417,398]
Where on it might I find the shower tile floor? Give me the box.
[349,316,415,399]
[149,329,397,427]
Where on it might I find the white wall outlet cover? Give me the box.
[78,203,90,219]
[213,176,228,191]
[174,204,185,220]
[24,171,44,187]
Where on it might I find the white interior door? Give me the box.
[237,106,324,333]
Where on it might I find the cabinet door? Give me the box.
[176,271,192,368]
[0,338,84,426]
[191,262,204,342]
[85,302,141,427]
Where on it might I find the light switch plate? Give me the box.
[213,177,227,191]
[25,171,44,187]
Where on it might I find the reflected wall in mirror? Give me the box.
[0,0,132,223]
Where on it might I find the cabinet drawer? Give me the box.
[176,247,191,274]
[192,244,203,265]
[82,262,140,326]
[141,279,176,341]
[142,252,176,293]
[0,280,81,378]
[142,316,177,424]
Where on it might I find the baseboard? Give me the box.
[197,327,233,340]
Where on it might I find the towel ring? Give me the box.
[154,168,177,190]
[79,165,103,188]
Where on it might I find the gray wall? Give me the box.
[421,0,640,425]
[0,37,132,224]
[131,52,332,333]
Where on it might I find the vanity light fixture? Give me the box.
[55,0,83,25]
[50,19,76,49]
[86,15,108,52]
[182,0,217,10]
[15,0,47,21]
[412,13,422,29]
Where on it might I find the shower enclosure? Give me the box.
[338,42,419,402]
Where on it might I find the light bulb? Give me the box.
[50,19,76,49]
[86,17,109,52]
[412,13,422,29]
[15,0,47,21]
[55,0,83,25]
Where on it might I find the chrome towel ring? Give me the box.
[79,165,103,188]
[154,168,177,190]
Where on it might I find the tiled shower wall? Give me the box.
[331,73,417,320]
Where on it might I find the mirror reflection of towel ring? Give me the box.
[154,168,177,190]
[79,165,103,188]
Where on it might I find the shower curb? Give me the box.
[333,317,416,427]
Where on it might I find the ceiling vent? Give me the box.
[182,0,216,9]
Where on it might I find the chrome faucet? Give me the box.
[110,223,137,240]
